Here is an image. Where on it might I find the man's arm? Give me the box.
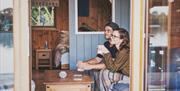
[88,63,106,70]
[83,57,102,64]
[78,62,106,70]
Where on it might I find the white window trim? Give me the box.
[130,0,146,91]
[75,0,115,34]
[14,0,30,91]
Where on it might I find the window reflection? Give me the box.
[146,0,180,91]
[147,0,168,90]
[0,1,13,32]
[0,0,14,91]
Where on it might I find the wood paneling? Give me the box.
[56,0,69,31]
[32,0,69,68]
[32,30,58,68]
[171,0,180,48]
[78,0,112,31]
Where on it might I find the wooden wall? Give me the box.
[171,0,180,48]
[78,0,111,31]
[31,0,69,68]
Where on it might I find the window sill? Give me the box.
[32,27,57,31]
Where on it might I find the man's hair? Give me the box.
[105,22,119,30]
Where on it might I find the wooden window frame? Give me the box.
[130,0,146,91]
[31,6,57,31]
[14,0,30,91]
[13,0,147,91]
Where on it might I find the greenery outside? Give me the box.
[31,6,55,26]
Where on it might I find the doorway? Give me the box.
[30,0,69,91]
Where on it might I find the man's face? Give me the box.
[104,26,113,40]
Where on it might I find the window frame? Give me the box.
[13,0,147,91]
[31,6,57,30]
[75,0,115,34]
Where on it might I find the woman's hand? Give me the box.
[97,45,109,54]
[77,61,84,69]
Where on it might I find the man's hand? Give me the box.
[77,61,92,70]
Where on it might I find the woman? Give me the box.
[77,28,130,91]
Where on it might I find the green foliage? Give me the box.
[31,6,54,26]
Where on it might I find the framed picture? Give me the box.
[31,6,55,27]
[75,0,115,34]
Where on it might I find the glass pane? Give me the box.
[146,0,180,91]
[78,0,112,32]
[0,0,14,91]
[31,6,55,26]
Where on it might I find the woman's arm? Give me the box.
[104,49,129,73]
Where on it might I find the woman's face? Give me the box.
[110,31,123,45]
[104,26,113,40]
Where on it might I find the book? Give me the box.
[73,74,83,81]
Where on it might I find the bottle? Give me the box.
[44,41,48,49]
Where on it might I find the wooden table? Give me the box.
[44,70,94,91]
[36,49,52,70]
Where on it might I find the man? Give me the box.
[77,22,120,70]
[77,22,121,91]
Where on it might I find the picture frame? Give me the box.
[31,6,55,27]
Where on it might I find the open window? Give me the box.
[75,0,115,34]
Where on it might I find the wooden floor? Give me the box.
[32,70,46,91]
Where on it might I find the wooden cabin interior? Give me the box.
[31,0,115,91]
[31,0,180,91]
[1,0,180,91]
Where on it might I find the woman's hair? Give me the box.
[104,22,119,30]
[115,28,130,50]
